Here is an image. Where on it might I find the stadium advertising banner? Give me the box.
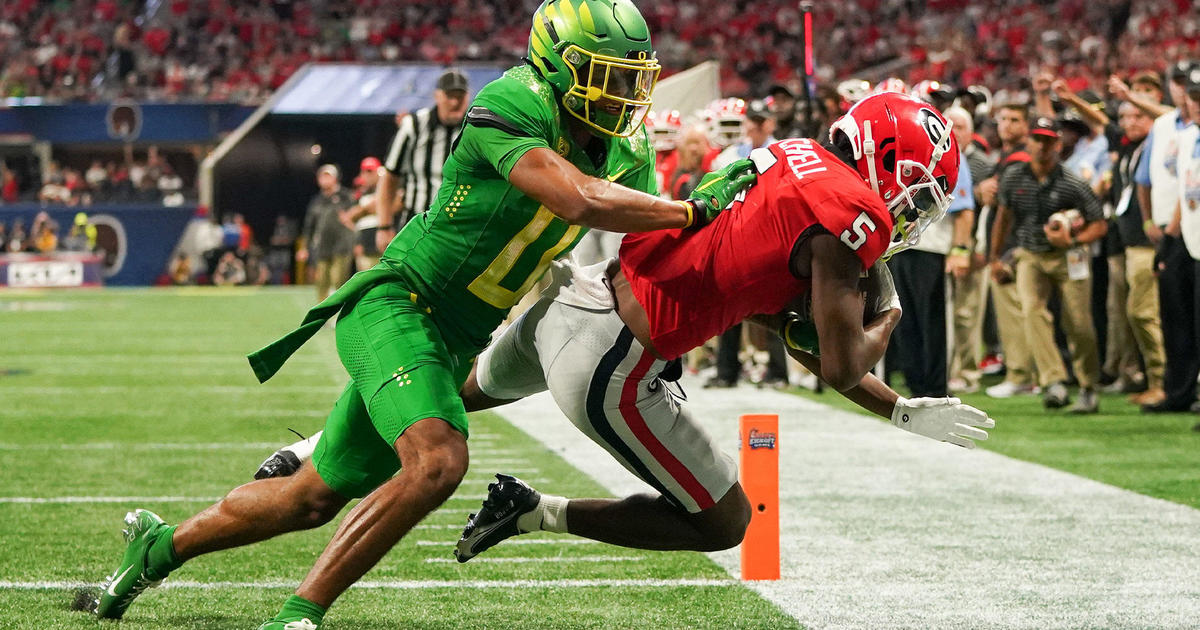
[0,205,195,286]
[0,104,254,144]
[1,252,104,288]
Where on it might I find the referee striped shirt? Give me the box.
[383,106,461,227]
[999,162,1103,253]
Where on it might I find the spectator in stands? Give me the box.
[6,218,27,252]
[61,212,97,252]
[1108,100,1167,405]
[213,251,246,286]
[766,83,803,139]
[1138,61,1200,413]
[342,156,383,272]
[1,163,18,203]
[946,106,997,394]
[169,252,194,285]
[707,100,789,389]
[32,212,58,253]
[983,103,1038,399]
[667,123,713,201]
[1161,68,1200,416]
[298,164,354,302]
[890,106,975,398]
[991,117,1108,413]
[377,69,468,252]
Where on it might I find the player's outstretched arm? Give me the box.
[507,148,753,232]
[784,348,994,449]
[807,235,899,391]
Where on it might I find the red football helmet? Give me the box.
[829,92,960,254]
[646,109,683,152]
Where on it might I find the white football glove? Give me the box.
[891,397,994,449]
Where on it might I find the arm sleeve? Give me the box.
[1134,129,1154,186]
[948,155,975,213]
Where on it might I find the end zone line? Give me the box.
[0,578,735,590]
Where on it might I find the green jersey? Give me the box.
[248,64,655,384]
[382,64,656,351]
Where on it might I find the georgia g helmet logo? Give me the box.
[918,108,949,148]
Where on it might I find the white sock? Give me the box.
[282,431,321,461]
[516,494,569,533]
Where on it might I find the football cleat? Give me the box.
[454,474,541,563]
[255,449,302,480]
[258,618,319,630]
[94,509,171,619]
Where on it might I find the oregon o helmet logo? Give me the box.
[919,108,948,146]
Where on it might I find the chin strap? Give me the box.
[862,120,879,196]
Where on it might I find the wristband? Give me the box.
[1143,219,1156,232]
[950,246,972,257]
[676,200,694,229]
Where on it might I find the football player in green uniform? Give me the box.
[88,1,756,628]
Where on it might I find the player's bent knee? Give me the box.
[694,484,752,551]
[395,418,469,499]
[285,463,349,528]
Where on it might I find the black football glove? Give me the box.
[683,158,758,227]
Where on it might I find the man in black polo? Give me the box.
[989,117,1108,412]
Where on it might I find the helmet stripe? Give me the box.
[577,1,596,33]
[543,2,560,22]
[557,0,578,26]
[531,17,551,49]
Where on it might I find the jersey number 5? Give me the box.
[839,211,878,251]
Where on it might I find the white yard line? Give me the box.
[423,556,644,564]
[0,386,344,395]
[492,374,1200,630]
[0,578,733,590]
[0,409,329,419]
[0,442,281,451]
[414,539,597,546]
[0,496,221,504]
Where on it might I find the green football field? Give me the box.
[0,287,799,630]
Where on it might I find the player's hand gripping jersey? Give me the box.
[619,137,893,360]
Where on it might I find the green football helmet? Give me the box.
[527,0,660,137]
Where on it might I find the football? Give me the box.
[1046,209,1085,235]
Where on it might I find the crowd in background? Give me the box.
[1,210,98,254]
[5,1,1198,416]
[1,1,1192,104]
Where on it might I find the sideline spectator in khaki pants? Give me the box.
[944,108,996,393]
[981,103,1037,398]
[1110,101,1167,404]
[298,164,355,302]
[990,117,1108,413]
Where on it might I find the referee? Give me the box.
[374,69,469,252]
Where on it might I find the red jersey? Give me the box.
[619,138,893,360]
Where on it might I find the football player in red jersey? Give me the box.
[453,93,995,560]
